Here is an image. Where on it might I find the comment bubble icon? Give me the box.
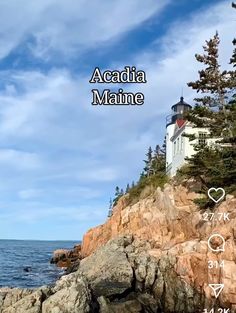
[207,234,225,253]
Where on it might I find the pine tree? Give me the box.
[230,38,236,67]
[230,3,236,88]
[107,198,113,218]
[139,171,145,181]
[186,32,233,140]
[187,31,236,137]
[125,183,130,193]
[154,144,161,156]
[131,181,135,188]
[188,32,230,109]
[141,141,166,179]
[162,137,166,155]
[220,15,236,191]
[183,30,236,195]
[115,186,120,197]
[113,186,125,206]
[112,186,120,206]
[143,146,153,176]
[218,6,236,145]
[152,143,166,174]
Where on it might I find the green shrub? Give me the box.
[127,173,168,205]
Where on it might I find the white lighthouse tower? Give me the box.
[166,97,192,176]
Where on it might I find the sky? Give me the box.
[0,0,235,240]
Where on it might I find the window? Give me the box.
[177,138,180,152]
[174,141,176,155]
[181,136,184,151]
[198,132,207,146]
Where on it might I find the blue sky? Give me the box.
[0,0,234,240]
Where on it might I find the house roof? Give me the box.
[176,119,185,128]
[170,119,187,141]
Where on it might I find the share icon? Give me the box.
[209,284,224,298]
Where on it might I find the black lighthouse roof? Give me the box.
[171,96,192,110]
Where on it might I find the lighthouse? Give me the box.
[166,97,192,176]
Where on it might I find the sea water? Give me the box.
[0,239,78,288]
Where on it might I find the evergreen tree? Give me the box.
[182,29,236,195]
[230,38,236,67]
[143,146,153,176]
[230,3,236,89]
[125,183,130,193]
[113,186,125,206]
[152,142,166,174]
[139,171,146,181]
[107,198,113,217]
[115,186,120,197]
[188,32,230,109]
[112,186,120,206]
[186,32,233,140]
[162,137,166,155]
[142,141,166,179]
[154,144,161,156]
[131,181,135,188]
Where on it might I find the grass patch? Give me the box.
[127,173,168,205]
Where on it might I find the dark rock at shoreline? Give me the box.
[23,267,32,273]
[65,259,80,275]
[50,244,82,269]
[0,235,232,313]
[80,236,134,298]
[1,185,235,312]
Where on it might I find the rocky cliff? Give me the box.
[1,184,236,313]
[81,184,200,257]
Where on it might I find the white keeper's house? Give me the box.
[166,96,215,177]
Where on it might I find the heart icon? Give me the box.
[208,188,225,203]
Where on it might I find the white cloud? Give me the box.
[0,0,169,60]
[0,0,235,239]
[0,205,105,224]
[17,186,102,201]
[0,1,235,185]
[78,167,120,182]
[62,186,102,199]
[123,1,236,117]
[0,69,79,137]
[0,149,41,170]
[18,188,43,200]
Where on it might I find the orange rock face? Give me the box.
[81,185,199,257]
[81,184,236,309]
[51,245,82,268]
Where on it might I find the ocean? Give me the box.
[0,239,78,289]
